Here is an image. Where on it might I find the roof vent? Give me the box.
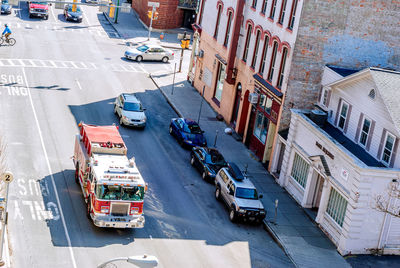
[309,109,328,127]
[368,89,376,99]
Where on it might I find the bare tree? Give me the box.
[374,179,400,218]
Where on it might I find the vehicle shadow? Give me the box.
[96,13,120,39]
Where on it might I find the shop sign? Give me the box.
[315,141,334,160]
[341,168,349,181]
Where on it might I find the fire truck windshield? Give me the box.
[95,185,144,201]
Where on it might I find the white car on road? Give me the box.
[114,93,147,128]
[125,44,174,63]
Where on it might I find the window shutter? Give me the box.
[334,98,342,126]
[377,129,387,159]
[366,120,375,151]
[343,104,352,134]
[389,137,399,168]
[354,113,364,142]
[326,90,332,107]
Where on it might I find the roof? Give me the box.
[82,124,124,144]
[326,65,359,77]
[122,93,140,103]
[220,165,256,188]
[369,68,400,134]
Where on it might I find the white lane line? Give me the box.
[70,62,78,68]
[17,59,24,66]
[79,62,87,69]
[5,226,10,267]
[50,5,57,21]
[138,63,147,73]
[0,60,4,66]
[49,61,58,68]
[29,60,36,67]
[89,62,98,69]
[7,59,14,66]
[75,79,82,90]
[22,67,78,268]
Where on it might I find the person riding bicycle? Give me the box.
[2,24,11,42]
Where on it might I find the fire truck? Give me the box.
[73,123,146,228]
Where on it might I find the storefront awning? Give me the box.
[253,74,283,101]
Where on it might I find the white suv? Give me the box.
[215,163,266,223]
[114,93,147,128]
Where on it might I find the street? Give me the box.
[0,2,292,268]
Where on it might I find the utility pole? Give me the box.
[0,171,13,267]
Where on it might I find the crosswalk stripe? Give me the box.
[70,62,78,68]
[0,60,4,66]
[80,62,87,68]
[7,60,14,66]
[29,60,36,67]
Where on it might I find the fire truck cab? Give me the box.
[73,123,146,228]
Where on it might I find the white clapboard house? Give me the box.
[272,66,400,255]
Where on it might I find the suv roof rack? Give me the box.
[227,162,244,181]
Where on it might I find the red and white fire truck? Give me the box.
[73,123,146,228]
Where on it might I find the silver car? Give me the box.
[114,93,147,128]
[125,44,174,63]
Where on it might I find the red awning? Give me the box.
[82,124,124,144]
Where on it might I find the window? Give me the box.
[261,0,268,14]
[251,0,257,8]
[214,62,226,102]
[214,5,222,39]
[259,94,273,114]
[198,0,206,26]
[242,24,252,62]
[253,111,269,143]
[326,188,348,227]
[368,89,376,99]
[288,0,298,29]
[290,153,309,188]
[382,132,396,165]
[224,11,233,47]
[269,0,277,19]
[321,88,330,107]
[277,47,288,88]
[251,30,261,69]
[278,0,287,25]
[337,101,349,130]
[219,169,229,183]
[259,35,270,75]
[267,41,278,81]
[359,118,371,147]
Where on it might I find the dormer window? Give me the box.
[368,89,376,99]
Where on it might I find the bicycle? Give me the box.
[0,35,16,46]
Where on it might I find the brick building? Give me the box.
[190,0,302,163]
[271,0,400,174]
[132,0,196,30]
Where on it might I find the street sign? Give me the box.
[0,172,13,184]
[147,1,160,7]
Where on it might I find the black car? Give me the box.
[1,0,11,14]
[64,4,83,22]
[190,147,228,180]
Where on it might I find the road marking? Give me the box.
[29,60,36,67]
[80,62,87,68]
[18,1,22,19]
[76,79,82,90]
[50,5,57,21]
[22,67,77,268]
[138,63,148,73]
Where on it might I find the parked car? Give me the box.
[125,44,174,63]
[114,93,147,128]
[190,147,228,180]
[64,4,83,22]
[1,0,12,14]
[215,162,266,223]
[28,1,49,19]
[169,118,207,148]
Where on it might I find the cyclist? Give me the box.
[2,24,11,42]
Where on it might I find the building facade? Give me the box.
[274,67,400,255]
[191,0,303,162]
[132,0,196,30]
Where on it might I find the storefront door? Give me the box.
[312,175,324,209]
[231,83,242,129]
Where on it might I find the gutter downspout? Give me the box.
[225,0,245,85]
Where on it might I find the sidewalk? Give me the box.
[104,9,351,268]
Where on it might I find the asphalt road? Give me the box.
[0,3,292,268]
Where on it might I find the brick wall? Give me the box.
[132,0,184,30]
[280,0,400,130]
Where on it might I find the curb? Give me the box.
[263,219,298,268]
[102,12,122,39]
[148,74,183,118]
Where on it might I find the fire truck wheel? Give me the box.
[74,164,80,184]
[87,199,92,219]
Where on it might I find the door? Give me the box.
[238,90,250,136]
[312,175,324,208]
[276,143,285,174]
[231,83,242,128]
[245,106,256,146]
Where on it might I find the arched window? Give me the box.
[277,47,288,88]
[224,10,233,47]
[269,0,277,19]
[259,35,270,75]
[288,0,298,29]
[242,24,252,62]
[251,30,261,69]
[267,41,278,81]
[278,0,287,25]
[214,4,223,39]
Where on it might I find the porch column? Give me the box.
[315,179,330,224]
[301,167,315,207]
